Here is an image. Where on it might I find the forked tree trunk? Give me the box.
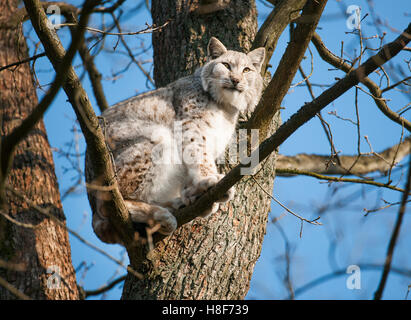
[0,0,79,299]
[122,0,280,299]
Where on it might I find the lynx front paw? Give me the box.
[126,200,177,235]
[152,207,177,235]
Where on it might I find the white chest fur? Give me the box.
[204,107,237,160]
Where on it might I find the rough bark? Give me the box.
[0,0,79,299]
[122,0,281,300]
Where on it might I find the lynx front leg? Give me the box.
[125,200,177,235]
[181,128,234,211]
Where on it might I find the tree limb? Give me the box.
[275,136,411,176]
[274,168,406,193]
[83,274,127,298]
[0,52,46,73]
[22,0,138,252]
[62,11,110,113]
[247,0,328,140]
[292,263,411,299]
[0,1,79,29]
[0,276,31,300]
[374,154,411,300]
[252,0,308,76]
[311,32,411,132]
[0,0,97,206]
[165,22,411,242]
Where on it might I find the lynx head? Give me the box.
[200,37,265,112]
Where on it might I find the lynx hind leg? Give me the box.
[125,200,177,235]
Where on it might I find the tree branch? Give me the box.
[374,154,411,300]
[165,22,411,242]
[292,263,411,299]
[247,0,328,140]
[0,0,97,206]
[275,136,411,176]
[22,0,138,252]
[275,168,406,193]
[62,11,109,113]
[311,32,411,132]
[82,274,127,298]
[0,52,46,73]
[0,276,31,300]
[252,0,308,76]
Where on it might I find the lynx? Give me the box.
[85,37,265,244]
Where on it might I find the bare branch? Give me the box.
[293,263,411,299]
[252,0,307,76]
[381,76,411,93]
[374,154,411,300]
[0,276,31,300]
[0,52,46,73]
[83,275,127,298]
[276,136,411,176]
[311,32,411,132]
[0,258,26,272]
[0,0,97,206]
[275,168,406,193]
[248,0,327,140]
[164,22,411,242]
[252,176,322,226]
[22,0,139,256]
[63,11,110,113]
[56,20,170,36]
[109,12,155,86]
[0,210,37,229]
[5,185,142,280]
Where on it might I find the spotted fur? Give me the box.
[85,37,265,244]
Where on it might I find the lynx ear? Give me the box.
[247,47,265,72]
[207,37,227,59]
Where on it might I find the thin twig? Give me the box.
[0,52,46,73]
[0,210,37,229]
[55,20,170,36]
[83,274,127,298]
[6,185,143,280]
[1,0,98,206]
[251,176,322,226]
[381,76,411,93]
[276,168,407,193]
[374,155,411,300]
[0,276,31,300]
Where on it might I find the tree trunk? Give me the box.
[0,0,79,299]
[122,0,280,299]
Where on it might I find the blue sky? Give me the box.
[23,0,411,299]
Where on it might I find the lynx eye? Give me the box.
[243,67,251,73]
[222,62,231,70]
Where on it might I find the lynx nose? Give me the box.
[230,76,241,87]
